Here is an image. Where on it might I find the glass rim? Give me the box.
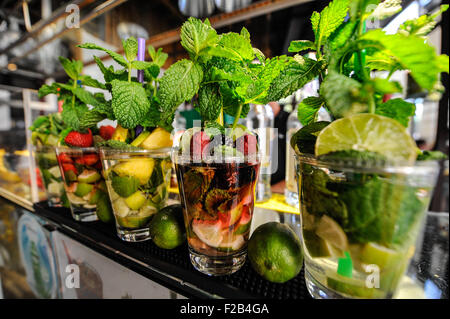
[99,146,172,159]
[55,145,98,152]
[171,147,261,165]
[295,152,441,175]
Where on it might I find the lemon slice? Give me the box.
[315,114,417,163]
[315,215,348,251]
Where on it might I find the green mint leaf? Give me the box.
[217,32,254,61]
[240,27,251,40]
[297,96,325,126]
[241,55,291,104]
[144,63,160,81]
[111,80,150,129]
[375,98,415,127]
[417,150,448,161]
[93,56,127,83]
[79,110,105,131]
[223,103,250,120]
[362,30,447,90]
[320,72,369,118]
[180,17,218,58]
[315,0,350,46]
[123,37,138,62]
[399,4,448,37]
[266,56,325,103]
[290,121,330,154]
[92,100,115,120]
[311,11,320,36]
[158,59,203,120]
[96,139,140,150]
[38,83,59,98]
[79,75,106,90]
[148,46,168,67]
[253,48,266,64]
[141,101,162,128]
[61,100,89,132]
[131,60,156,70]
[197,83,223,122]
[58,56,79,80]
[437,54,450,74]
[371,78,402,95]
[349,0,379,21]
[78,43,128,67]
[324,21,358,57]
[288,40,316,53]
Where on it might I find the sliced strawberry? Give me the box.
[99,125,115,140]
[58,153,73,163]
[62,163,77,174]
[82,154,99,166]
[191,131,210,159]
[64,129,93,147]
[236,133,258,156]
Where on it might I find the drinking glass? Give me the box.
[55,147,106,222]
[296,154,439,298]
[173,149,260,276]
[100,148,172,242]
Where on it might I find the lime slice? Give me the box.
[47,181,62,196]
[218,234,245,252]
[315,114,417,163]
[360,242,403,270]
[315,215,348,251]
[327,276,385,298]
[48,166,61,179]
[74,183,93,197]
[66,192,86,206]
[192,220,223,248]
[124,191,147,210]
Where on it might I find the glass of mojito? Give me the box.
[296,153,439,299]
[55,146,107,222]
[100,148,172,242]
[35,145,68,207]
[173,128,260,276]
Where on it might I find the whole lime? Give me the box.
[248,222,303,283]
[149,204,186,249]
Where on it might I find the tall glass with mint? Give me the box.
[277,0,449,298]
[78,37,174,240]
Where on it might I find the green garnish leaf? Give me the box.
[180,17,218,58]
[375,98,415,127]
[158,59,203,120]
[266,56,325,103]
[417,150,448,161]
[288,40,316,53]
[122,37,138,62]
[197,83,223,122]
[290,121,330,154]
[398,4,448,37]
[148,45,168,67]
[297,96,325,126]
[78,43,128,67]
[110,79,150,129]
[313,0,350,47]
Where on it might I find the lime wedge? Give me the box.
[360,242,403,270]
[315,215,348,251]
[192,220,223,248]
[315,114,417,163]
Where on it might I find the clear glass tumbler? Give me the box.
[173,150,261,276]
[35,145,67,207]
[100,148,172,242]
[295,154,439,299]
[55,146,106,222]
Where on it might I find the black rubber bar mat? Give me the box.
[34,201,311,299]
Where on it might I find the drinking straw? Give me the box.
[137,37,146,83]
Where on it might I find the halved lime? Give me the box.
[315,114,417,163]
[315,215,348,251]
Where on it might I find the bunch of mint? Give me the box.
[157,17,295,130]
[29,112,69,146]
[78,37,170,131]
[278,0,448,159]
[38,57,107,134]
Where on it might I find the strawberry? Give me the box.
[236,133,258,156]
[83,154,100,166]
[64,129,93,147]
[99,125,115,140]
[62,163,77,174]
[191,131,210,159]
[58,153,73,163]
